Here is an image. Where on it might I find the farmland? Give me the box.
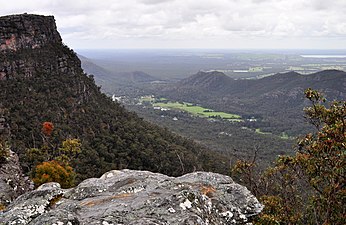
[153,101,242,121]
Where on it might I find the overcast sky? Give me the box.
[1,0,345,49]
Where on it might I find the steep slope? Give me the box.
[0,14,228,181]
[78,54,117,86]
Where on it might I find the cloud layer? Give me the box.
[1,0,345,49]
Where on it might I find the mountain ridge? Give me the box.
[154,69,345,136]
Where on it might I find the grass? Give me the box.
[255,128,271,135]
[153,101,242,120]
[140,96,155,102]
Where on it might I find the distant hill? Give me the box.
[157,70,346,135]
[0,14,228,181]
[78,54,117,85]
[79,55,161,93]
[173,70,345,99]
[179,71,234,90]
[127,71,158,83]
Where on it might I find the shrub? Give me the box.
[0,141,10,163]
[32,160,76,188]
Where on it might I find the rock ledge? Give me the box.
[0,169,262,225]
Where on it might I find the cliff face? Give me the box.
[0,14,80,80]
[0,14,61,52]
[0,170,263,224]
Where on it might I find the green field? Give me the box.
[255,128,271,135]
[140,95,155,102]
[153,101,242,120]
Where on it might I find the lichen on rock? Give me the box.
[0,169,263,225]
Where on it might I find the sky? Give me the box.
[1,0,345,49]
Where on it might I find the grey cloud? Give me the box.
[0,0,345,49]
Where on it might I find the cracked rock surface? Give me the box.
[0,169,263,225]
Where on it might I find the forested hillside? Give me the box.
[0,14,228,182]
[156,70,346,136]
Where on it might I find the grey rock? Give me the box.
[0,169,263,225]
[0,150,32,207]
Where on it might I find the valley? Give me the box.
[77,49,346,81]
[139,96,242,121]
[78,50,346,168]
[0,1,344,222]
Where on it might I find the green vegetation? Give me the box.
[232,89,346,224]
[140,95,155,102]
[255,128,271,135]
[280,132,291,140]
[0,42,229,184]
[28,122,81,188]
[153,101,242,120]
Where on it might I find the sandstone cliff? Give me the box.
[0,14,80,80]
[0,14,61,52]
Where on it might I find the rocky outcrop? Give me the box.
[0,14,80,80]
[0,149,32,207]
[0,169,263,224]
[0,14,61,52]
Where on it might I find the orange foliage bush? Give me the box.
[32,160,75,188]
[42,122,54,136]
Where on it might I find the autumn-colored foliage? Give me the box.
[0,203,5,211]
[42,121,54,136]
[32,160,75,188]
[28,136,81,188]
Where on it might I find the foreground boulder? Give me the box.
[0,169,262,224]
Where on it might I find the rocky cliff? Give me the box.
[0,149,32,207]
[0,169,263,225]
[0,14,61,52]
[0,14,79,80]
